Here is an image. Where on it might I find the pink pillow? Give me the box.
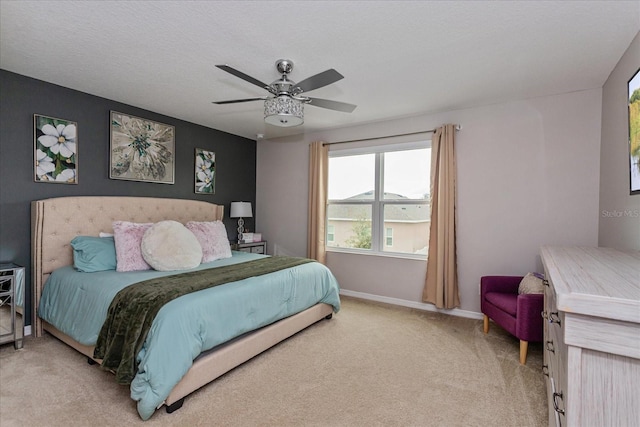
[185,221,232,263]
[112,221,153,272]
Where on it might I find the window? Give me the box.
[327,224,335,243]
[327,141,431,258]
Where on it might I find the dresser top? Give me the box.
[540,246,640,323]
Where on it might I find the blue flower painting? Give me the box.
[110,111,175,184]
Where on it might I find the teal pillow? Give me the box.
[71,236,117,272]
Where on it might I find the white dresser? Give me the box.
[540,246,640,427]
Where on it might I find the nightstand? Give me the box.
[0,263,25,349]
[231,241,267,255]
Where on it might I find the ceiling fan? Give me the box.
[213,59,357,127]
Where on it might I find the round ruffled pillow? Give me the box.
[141,220,203,271]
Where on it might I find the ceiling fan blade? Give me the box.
[216,65,270,91]
[212,97,266,105]
[306,97,357,113]
[295,69,344,93]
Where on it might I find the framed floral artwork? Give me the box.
[629,68,640,195]
[194,148,215,194]
[109,111,175,184]
[34,114,78,184]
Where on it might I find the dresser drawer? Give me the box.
[231,241,267,255]
[0,264,23,350]
[549,376,566,427]
[543,276,568,426]
[250,245,264,254]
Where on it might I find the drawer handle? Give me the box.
[542,365,549,377]
[543,279,549,287]
[546,340,555,353]
[541,311,548,320]
[548,311,561,326]
[552,391,565,415]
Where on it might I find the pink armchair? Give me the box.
[481,275,544,364]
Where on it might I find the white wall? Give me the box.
[255,136,310,257]
[599,31,640,251]
[257,88,602,314]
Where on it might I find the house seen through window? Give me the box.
[326,141,431,258]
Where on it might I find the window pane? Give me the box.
[326,204,372,249]
[384,148,430,200]
[382,204,429,254]
[328,154,375,200]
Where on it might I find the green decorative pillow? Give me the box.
[518,272,545,294]
[71,236,117,272]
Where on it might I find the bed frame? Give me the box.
[31,196,333,414]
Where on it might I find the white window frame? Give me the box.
[326,140,430,260]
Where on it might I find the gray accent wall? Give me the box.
[0,70,257,326]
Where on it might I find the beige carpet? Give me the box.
[0,297,546,426]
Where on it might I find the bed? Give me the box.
[31,196,340,420]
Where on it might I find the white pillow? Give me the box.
[141,220,203,271]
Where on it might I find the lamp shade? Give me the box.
[264,96,304,127]
[230,201,252,218]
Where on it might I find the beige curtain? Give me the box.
[307,141,328,264]
[422,124,460,309]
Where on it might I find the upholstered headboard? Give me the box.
[31,196,224,336]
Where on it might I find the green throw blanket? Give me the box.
[94,256,314,384]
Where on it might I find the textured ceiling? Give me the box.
[1,1,639,140]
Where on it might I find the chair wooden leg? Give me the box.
[520,340,528,365]
[483,315,489,334]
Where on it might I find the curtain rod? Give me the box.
[322,124,461,146]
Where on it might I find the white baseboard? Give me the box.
[339,289,483,320]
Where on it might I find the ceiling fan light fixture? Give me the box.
[264,96,304,127]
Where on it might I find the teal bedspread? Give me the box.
[95,256,314,384]
[38,252,341,420]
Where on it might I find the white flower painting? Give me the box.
[34,115,78,183]
[195,148,215,194]
[110,111,175,184]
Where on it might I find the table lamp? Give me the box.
[230,201,252,242]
